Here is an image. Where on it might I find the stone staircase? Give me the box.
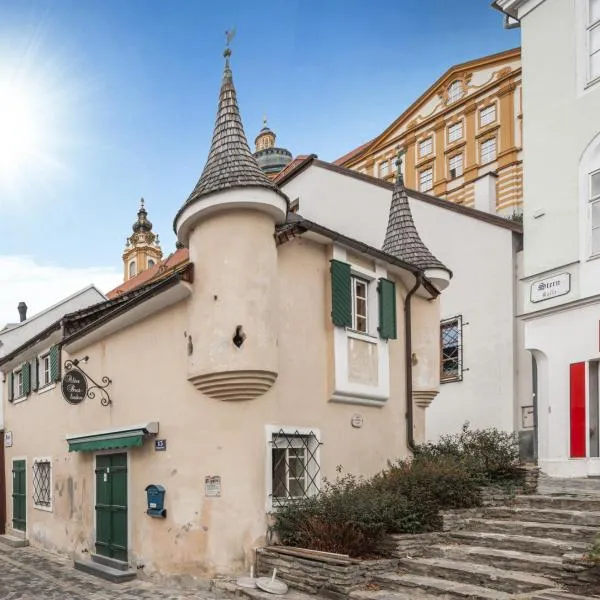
[349,485,600,600]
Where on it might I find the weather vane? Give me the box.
[395,146,406,185]
[224,28,236,58]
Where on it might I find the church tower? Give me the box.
[253,118,292,179]
[122,199,163,282]
[173,38,288,401]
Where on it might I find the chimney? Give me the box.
[17,302,27,322]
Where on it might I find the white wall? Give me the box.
[281,165,524,440]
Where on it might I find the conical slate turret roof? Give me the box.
[179,50,280,212]
[382,161,448,273]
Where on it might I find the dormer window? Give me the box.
[129,261,136,278]
[148,258,155,268]
[447,80,463,104]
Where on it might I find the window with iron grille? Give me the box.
[269,428,321,509]
[441,316,463,383]
[32,459,52,509]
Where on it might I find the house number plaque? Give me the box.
[61,369,88,405]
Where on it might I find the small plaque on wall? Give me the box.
[351,414,364,428]
[154,439,167,451]
[205,476,221,497]
[4,431,12,447]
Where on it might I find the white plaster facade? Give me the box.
[495,0,600,475]
[279,161,529,442]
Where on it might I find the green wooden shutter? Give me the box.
[7,372,14,403]
[31,358,38,392]
[22,362,31,395]
[378,278,397,340]
[330,260,352,327]
[49,345,61,382]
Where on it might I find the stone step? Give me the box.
[514,494,600,512]
[444,530,589,556]
[350,589,438,600]
[0,534,29,548]
[90,553,129,571]
[374,572,513,599]
[482,505,600,527]
[427,544,563,577]
[537,477,600,497]
[73,558,136,583]
[457,518,599,542]
[398,556,555,594]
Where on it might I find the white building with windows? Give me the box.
[494,0,600,476]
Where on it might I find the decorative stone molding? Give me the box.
[413,389,439,408]
[189,369,277,401]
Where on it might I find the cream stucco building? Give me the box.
[0,48,449,579]
[494,0,600,477]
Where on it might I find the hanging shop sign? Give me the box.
[530,272,570,303]
[63,356,112,406]
[61,369,88,405]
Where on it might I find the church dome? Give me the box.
[253,118,292,177]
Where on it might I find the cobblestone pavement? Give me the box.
[0,544,217,600]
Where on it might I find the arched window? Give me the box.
[447,80,463,104]
[148,258,155,268]
[129,261,136,278]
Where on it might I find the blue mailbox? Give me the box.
[145,484,166,518]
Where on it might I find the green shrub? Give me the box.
[414,422,521,484]
[270,425,522,558]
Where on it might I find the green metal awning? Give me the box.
[66,422,159,452]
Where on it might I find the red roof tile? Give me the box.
[106,248,189,299]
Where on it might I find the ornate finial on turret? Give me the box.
[140,197,145,209]
[395,146,406,186]
[263,115,268,127]
[223,28,236,76]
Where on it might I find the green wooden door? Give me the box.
[95,454,127,561]
[12,460,26,532]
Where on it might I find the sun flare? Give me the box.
[0,82,41,181]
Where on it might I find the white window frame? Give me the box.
[265,425,321,512]
[590,169,600,255]
[479,104,496,127]
[448,121,463,143]
[38,352,52,391]
[587,0,600,84]
[13,367,24,400]
[480,137,497,165]
[420,168,433,192]
[378,160,389,178]
[448,154,463,178]
[419,137,433,157]
[32,457,53,512]
[447,80,463,104]
[351,276,369,333]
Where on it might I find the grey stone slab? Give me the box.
[74,559,137,583]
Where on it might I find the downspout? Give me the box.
[405,272,423,453]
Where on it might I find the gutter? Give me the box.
[405,273,423,453]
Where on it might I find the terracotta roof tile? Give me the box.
[106,248,189,299]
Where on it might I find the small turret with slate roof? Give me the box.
[174,33,288,243]
[382,150,451,290]
[175,34,286,401]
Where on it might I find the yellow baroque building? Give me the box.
[335,48,522,216]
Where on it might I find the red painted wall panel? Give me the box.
[570,362,587,459]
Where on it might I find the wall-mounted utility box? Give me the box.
[145,484,166,518]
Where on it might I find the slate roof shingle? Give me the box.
[382,178,449,273]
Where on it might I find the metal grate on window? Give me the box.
[270,429,321,508]
[441,316,464,383]
[32,460,51,508]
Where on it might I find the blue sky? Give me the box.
[0,0,519,322]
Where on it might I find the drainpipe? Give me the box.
[405,273,423,453]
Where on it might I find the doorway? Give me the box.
[12,459,26,532]
[95,453,128,561]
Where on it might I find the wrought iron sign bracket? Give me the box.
[64,356,112,407]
